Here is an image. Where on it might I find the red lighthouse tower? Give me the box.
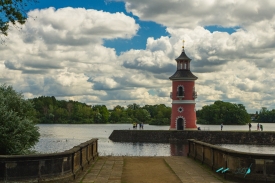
[169,42,198,130]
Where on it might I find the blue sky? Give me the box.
[26,0,236,54]
[1,0,275,113]
[26,0,170,54]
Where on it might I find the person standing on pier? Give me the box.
[249,123,252,131]
[221,123,223,131]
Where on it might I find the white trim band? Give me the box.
[172,100,196,104]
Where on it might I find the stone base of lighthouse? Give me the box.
[170,103,197,130]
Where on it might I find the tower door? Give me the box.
[177,118,184,130]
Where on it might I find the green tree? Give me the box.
[135,108,151,122]
[109,105,126,123]
[0,0,38,36]
[197,100,250,125]
[54,107,68,123]
[0,84,40,155]
[92,105,109,123]
[93,108,102,123]
[147,104,171,125]
[257,107,275,123]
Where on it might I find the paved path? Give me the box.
[74,156,236,183]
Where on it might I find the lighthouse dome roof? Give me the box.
[169,70,198,80]
[175,51,191,61]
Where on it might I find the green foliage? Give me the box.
[256,107,275,123]
[0,0,38,36]
[196,100,250,125]
[109,103,170,125]
[31,96,95,124]
[31,98,171,125]
[145,104,171,125]
[92,105,109,123]
[0,84,40,155]
[109,105,128,123]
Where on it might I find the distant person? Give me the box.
[260,124,263,131]
[133,122,136,129]
[257,123,260,131]
[197,127,201,130]
[141,122,144,129]
[221,123,223,131]
[249,123,252,131]
[139,123,141,129]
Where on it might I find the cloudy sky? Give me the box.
[1,0,275,113]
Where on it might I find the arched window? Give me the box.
[178,86,184,96]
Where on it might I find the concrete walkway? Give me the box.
[74,156,236,183]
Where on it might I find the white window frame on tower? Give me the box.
[177,85,185,98]
[193,87,197,99]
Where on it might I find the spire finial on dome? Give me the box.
[182,40,185,51]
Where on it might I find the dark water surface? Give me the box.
[34,124,177,156]
[34,123,275,156]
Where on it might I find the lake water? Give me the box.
[34,124,173,156]
[33,123,275,156]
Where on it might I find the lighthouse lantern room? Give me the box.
[169,41,198,130]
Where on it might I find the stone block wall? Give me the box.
[109,130,275,145]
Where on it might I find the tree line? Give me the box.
[254,107,275,123]
[30,96,171,125]
[32,97,258,125]
[196,100,251,125]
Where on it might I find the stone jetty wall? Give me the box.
[109,130,275,144]
[0,139,98,183]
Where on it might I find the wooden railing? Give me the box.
[188,139,275,183]
[0,139,98,183]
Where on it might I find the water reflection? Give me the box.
[34,124,275,156]
[170,143,189,156]
[34,124,175,156]
[99,141,189,156]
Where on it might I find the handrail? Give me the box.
[188,139,275,182]
[0,138,98,182]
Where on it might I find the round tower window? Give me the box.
[178,107,183,113]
